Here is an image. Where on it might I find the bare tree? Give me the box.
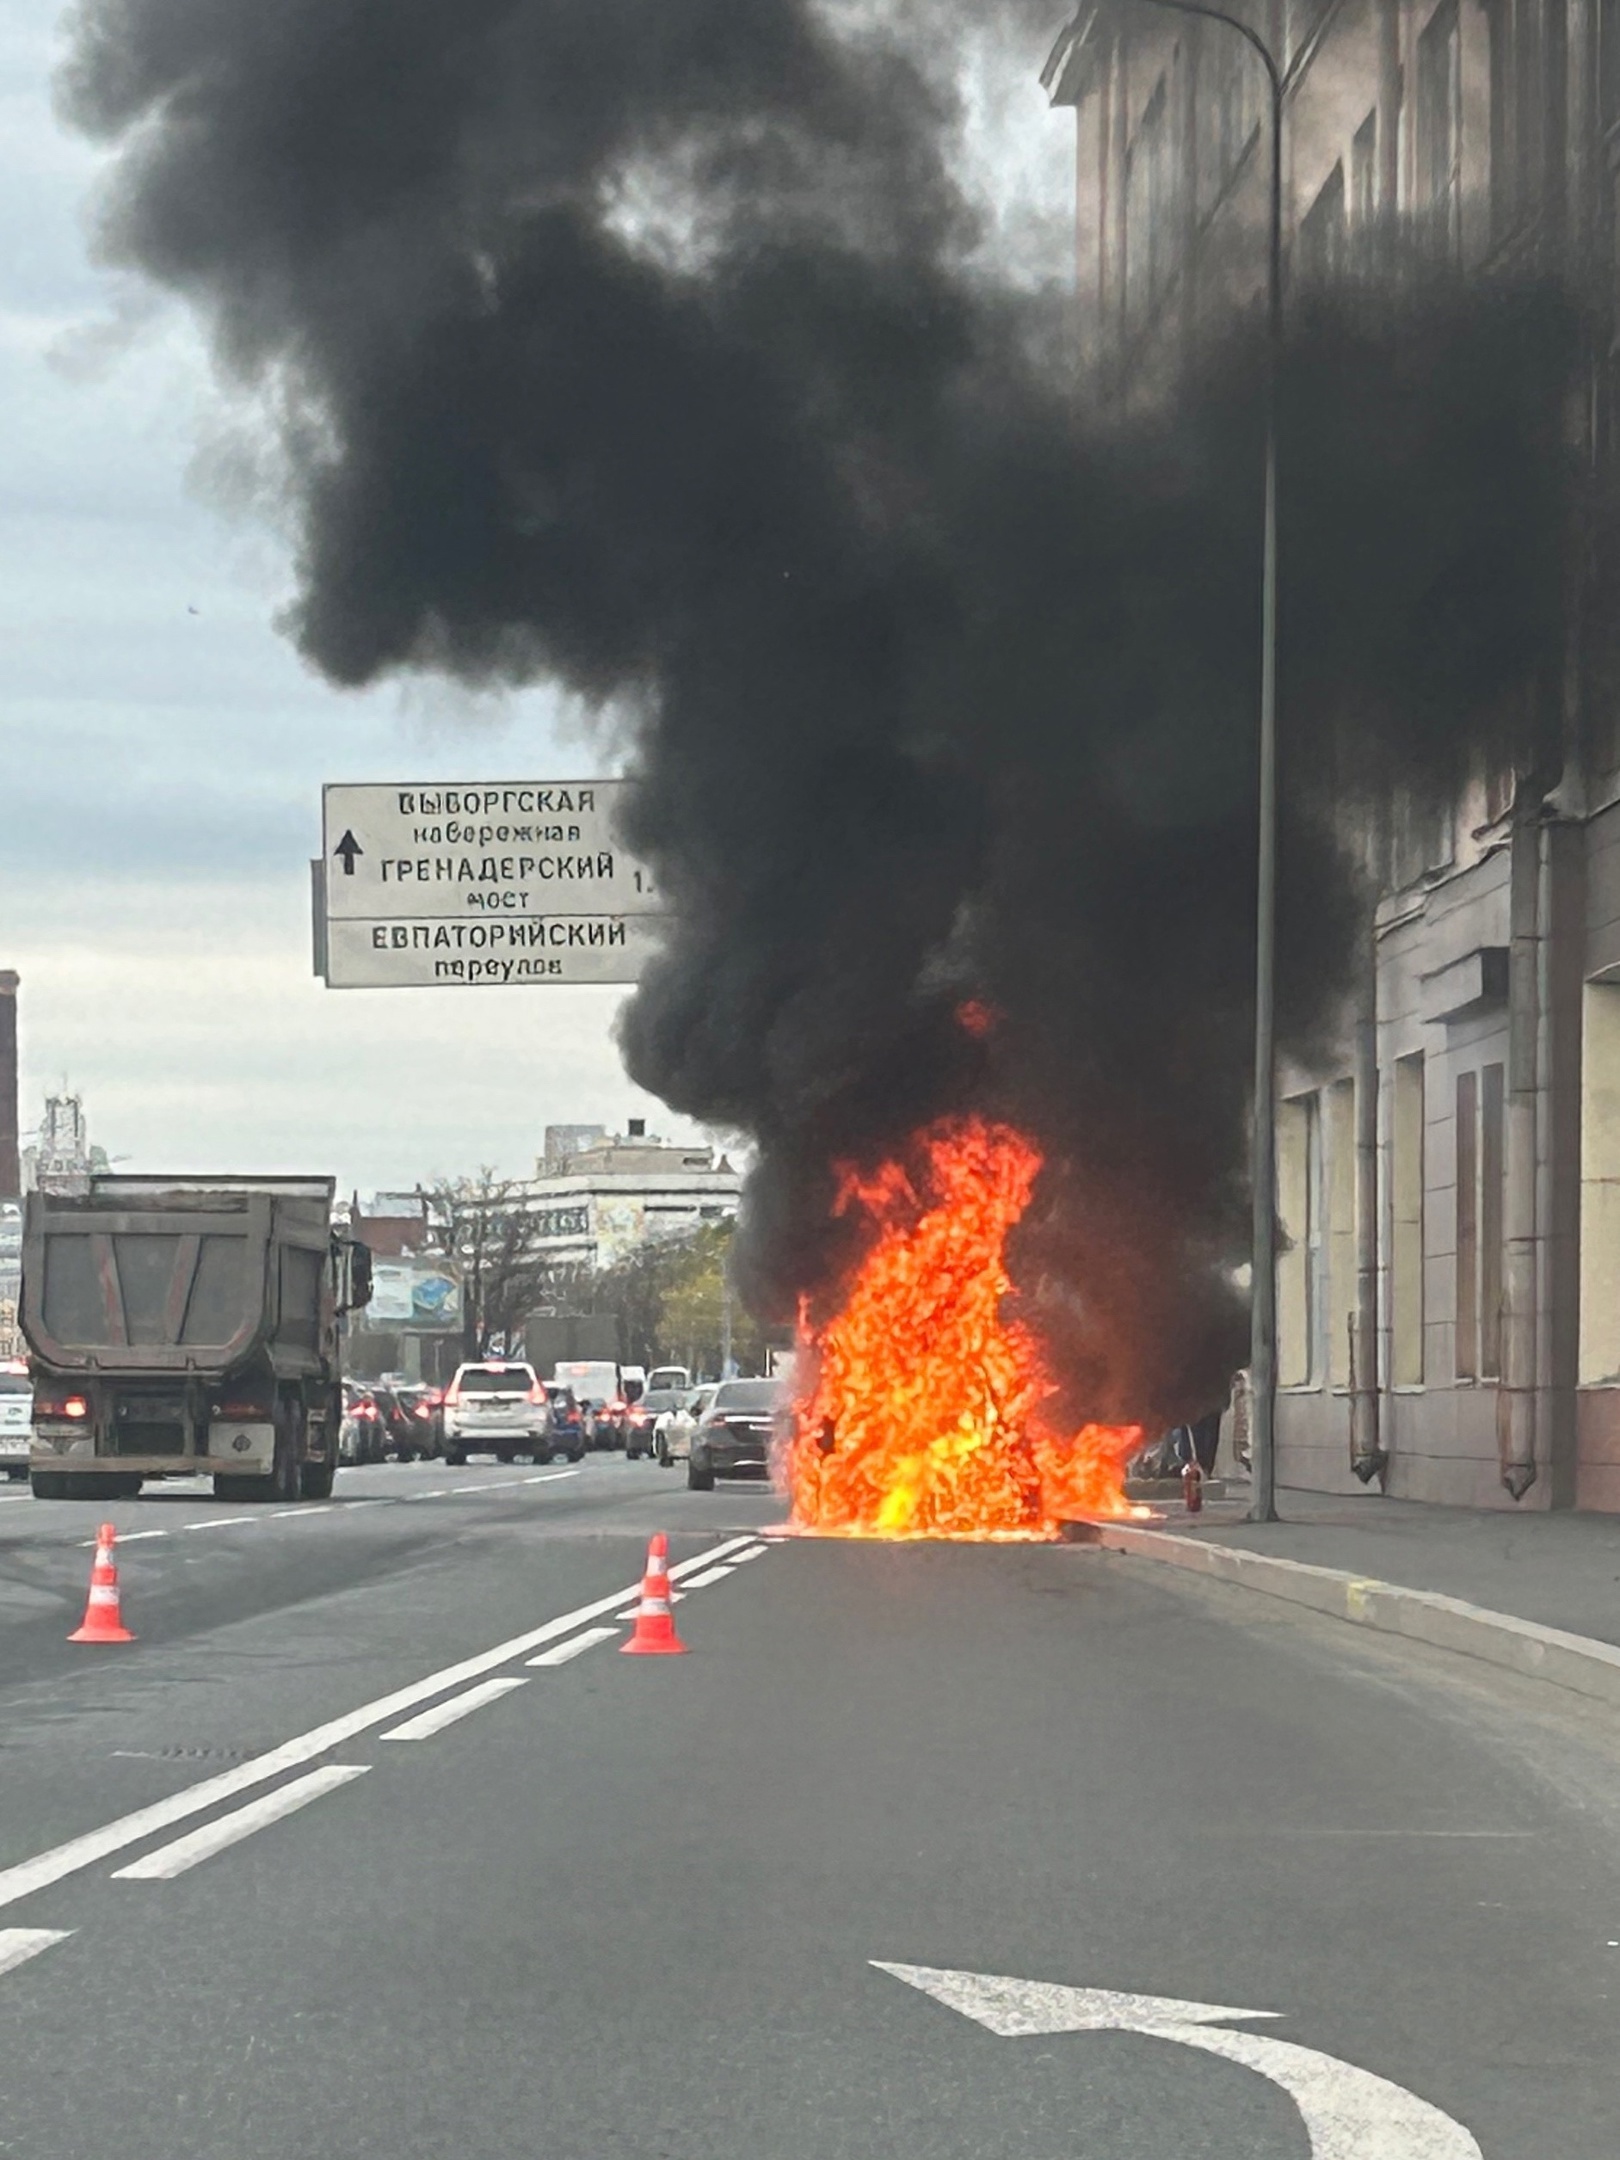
[429,1171,556,1360]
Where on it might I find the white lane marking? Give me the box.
[680,1564,736,1589]
[527,1627,619,1667]
[404,1489,450,1500]
[383,1676,529,1740]
[727,1543,769,1562]
[80,1529,169,1545]
[449,1483,496,1494]
[0,1535,750,1914]
[180,1516,256,1531]
[341,1499,390,1509]
[523,1471,580,1484]
[270,1505,335,1518]
[112,1767,370,1881]
[0,1928,73,1977]
[874,1964,1483,2160]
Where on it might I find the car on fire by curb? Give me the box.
[687,1378,785,1490]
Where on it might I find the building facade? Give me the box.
[525,1121,742,1274]
[1048,0,1620,1507]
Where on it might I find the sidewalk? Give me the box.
[1152,1491,1620,1651]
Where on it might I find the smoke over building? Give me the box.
[55,0,1596,1437]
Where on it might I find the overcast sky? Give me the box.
[0,2,1071,1196]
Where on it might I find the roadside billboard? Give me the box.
[366,1260,462,1331]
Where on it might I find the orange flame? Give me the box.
[787,1116,1142,1539]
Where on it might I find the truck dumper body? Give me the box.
[21,1174,372,1503]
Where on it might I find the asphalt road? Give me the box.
[0,1456,1616,2158]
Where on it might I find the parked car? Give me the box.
[0,1357,32,1481]
[339,1381,385,1465]
[655,1384,714,1467]
[625,1387,683,1460]
[687,1378,784,1490]
[441,1362,551,1465]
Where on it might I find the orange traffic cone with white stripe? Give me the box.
[620,1531,687,1656]
[69,1521,135,1644]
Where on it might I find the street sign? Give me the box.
[874,1962,1483,2160]
[321,781,661,919]
[315,779,669,989]
[320,909,667,988]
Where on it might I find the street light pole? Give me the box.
[1114,0,1283,1521]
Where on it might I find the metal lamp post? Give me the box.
[1114,0,1283,1520]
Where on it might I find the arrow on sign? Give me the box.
[872,1962,1483,2160]
[333,830,363,875]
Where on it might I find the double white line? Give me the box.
[0,1534,765,1916]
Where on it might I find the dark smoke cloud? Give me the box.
[61,0,1584,1426]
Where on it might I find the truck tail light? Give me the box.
[443,1383,461,1408]
[36,1389,89,1419]
[528,1384,546,1405]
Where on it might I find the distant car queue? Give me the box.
[335,1361,789,1486]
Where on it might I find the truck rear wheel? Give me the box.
[299,1457,335,1501]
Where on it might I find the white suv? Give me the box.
[441,1362,550,1466]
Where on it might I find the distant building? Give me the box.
[348,1189,437,1259]
[526,1121,741,1272]
[541,1124,608,1172]
[23,1095,110,1198]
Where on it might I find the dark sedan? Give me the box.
[686,1379,785,1491]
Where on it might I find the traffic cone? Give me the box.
[620,1531,687,1656]
[68,1522,135,1644]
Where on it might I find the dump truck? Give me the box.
[21,1175,373,1503]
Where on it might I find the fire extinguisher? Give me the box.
[1182,1455,1204,1514]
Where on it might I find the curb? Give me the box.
[1076,1523,1620,1710]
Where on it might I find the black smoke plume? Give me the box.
[61,0,1584,1427]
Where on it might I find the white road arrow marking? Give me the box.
[873,1962,1483,2160]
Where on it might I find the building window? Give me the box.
[1326,1079,1357,1387]
[1418,0,1463,261]
[1392,1054,1426,1386]
[1480,1062,1505,1378]
[1299,161,1348,284]
[1289,0,1333,63]
[1455,1070,1479,1379]
[1387,787,1455,890]
[1350,109,1379,264]
[1460,1062,1512,1382]
[1487,0,1545,242]
[1126,72,1174,321]
[1216,40,1262,196]
[1580,983,1620,1381]
[1279,1093,1323,1386]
